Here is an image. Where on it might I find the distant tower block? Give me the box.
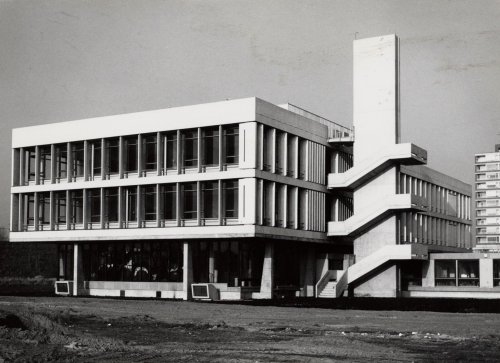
[353,34,400,161]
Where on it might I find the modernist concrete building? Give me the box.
[474,145,500,250]
[9,35,477,299]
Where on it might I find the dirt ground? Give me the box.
[1,296,500,362]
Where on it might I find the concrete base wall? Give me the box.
[352,217,399,297]
[353,264,398,297]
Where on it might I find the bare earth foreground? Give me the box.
[1,297,500,362]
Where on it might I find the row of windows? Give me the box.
[259,124,326,184]
[476,154,500,163]
[398,172,470,220]
[256,180,326,232]
[476,162,500,172]
[58,240,264,288]
[398,212,471,249]
[435,260,480,286]
[16,125,239,185]
[16,180,239,231]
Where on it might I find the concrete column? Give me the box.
[34,145,40,185]
[182,241,193,300]
[58,246,65,280]
[18,194,24,232]
[218,125,224,171]
[73,243,85,296]
[83,140,89,181]
[10,194,19,232]
[209,246,215,283]
[118,136,124,178]
[66,190,71,230]
[156,132,163,176]
[49,191,55,231]
[422,260,435,288]
[100,188,105,229]
[301,248,315,297]
[50,144,56,184]
[270,128,276,173]
[197,128,202,173]
[101,139,106,180]
[218,179,223,225]
[82,189,88,229]
[137,134,143,177]
[283,133,288,176]
[156,184,161,227]
[480,258,494,288]
[19,147,25,186]
[259,242,274,299]
[196,181,201,226]
[176,183,181,227]
[34,192,39,231]
[271,182,276,227]
[294,136,299,178]
[66,142,72,183]
[137,185,142,227]
[316,253,329,282]
[283,185,288,228]
[118,186,123,228]
[177,130,182,174]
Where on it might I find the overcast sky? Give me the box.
[1,0,499,228]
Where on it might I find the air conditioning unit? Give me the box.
[191,283,219,301]
[55,281,73,296]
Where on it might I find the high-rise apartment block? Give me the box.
[475,144,500,250]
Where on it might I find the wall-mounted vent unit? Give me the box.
[191,283,219,301]
[55,281,73,296]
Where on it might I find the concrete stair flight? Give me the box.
[328,143,427,190]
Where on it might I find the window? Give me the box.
[223,180,238,219]
[70,190,83,225]
[435,260,456,286]
[124,136,138,173]
[89,140,102,179]
[182,129,198,168]
[457,260,479,286]
[25,194,35,227]
[203,127,219,167]
[224,125,239,165]
[202,181,218,220]
[24,147,36,183]
[104,188,119,223]
[275,131,284,174]
[143,134,157,171]
[87,189,101,224]
[39,146,51,181]
[494,260,500,287]
[263,126,273,171]
[38,192,50,228]
[81,241,183,282]
[55,191,66,225]
[71,142,85,178]
[182,182,197,220]
[164,132,177,170]
[105,138,120,175]
[143,185,157,221]
[287,135,296,177]
[162,184,176,220]
[54,144,67,180]
[125,187,137,223]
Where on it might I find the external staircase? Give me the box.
[328,143,427,190]
[316,244,428,298]
[328,193,427,237]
